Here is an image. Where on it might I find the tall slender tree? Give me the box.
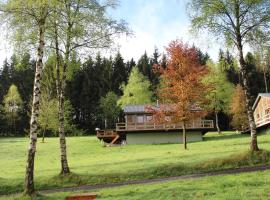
[189,0,270,151]
[0,0,56,195]
[49,0,129,174]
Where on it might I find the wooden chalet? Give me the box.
[253,93,270,128]
[97,104,214,145]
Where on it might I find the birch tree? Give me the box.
[48,0,129,174]
[0,0,56,195]
[189,0,270,151]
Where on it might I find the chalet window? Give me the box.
[257,114,260,119]
[265,109,270,115]
[137,116,144,124]
[146,115,153,122]
[127,115,134,123]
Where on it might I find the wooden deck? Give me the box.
[96,130,121,146]
[255,113,270,128]
[116,120,214,132]
[96,130,118,138]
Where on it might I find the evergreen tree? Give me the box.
[160,54,167,69]
[126,58,136,75]
[218,50,240,85]
[0,60,11,103]
[245,52,265,105]
[99,92,121,129]
[118,67,153,108]
[137,52,151,80]
[150,48,161,97]
[193,46,210,65]
[103,56,114,92]
[112,52,127,95]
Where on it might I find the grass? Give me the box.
[2,169,270,199]
[1,131,270,196]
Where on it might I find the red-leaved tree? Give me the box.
[150,40,209,149]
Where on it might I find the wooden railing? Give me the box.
[116,120,214,131]
[255,113,270,128]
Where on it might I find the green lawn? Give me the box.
[1,131,270,196]
[1,169,270,200]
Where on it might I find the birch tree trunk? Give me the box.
[24,17,46,195]
[182,122,187,150]
[59,61,70,174]
[263,70,268,93]
[54,22,70,174]
[215,110,221,134]
[236,39,259,151]
[234,4,259,151]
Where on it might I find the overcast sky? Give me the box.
[0,0,224,65]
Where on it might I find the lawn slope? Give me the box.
[1,132,270,195]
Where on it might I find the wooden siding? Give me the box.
[254,96,270,127]
[126,131,202,144]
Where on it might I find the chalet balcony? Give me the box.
[116,120,214,132]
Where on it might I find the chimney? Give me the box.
[156,100,159,107]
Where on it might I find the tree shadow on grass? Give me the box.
[204,133,249,141]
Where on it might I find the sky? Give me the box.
[107,0,222,62]
[0,0,224,65]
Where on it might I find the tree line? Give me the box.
[1,46,270,135]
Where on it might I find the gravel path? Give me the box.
[40,164,270,194]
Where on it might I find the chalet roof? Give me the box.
[252,93,270,110]
[123,104,202,114]
[123,105,146,113]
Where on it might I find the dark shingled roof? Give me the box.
[123,105,146,113]
[252,93,270,110]
[123,104,202,114]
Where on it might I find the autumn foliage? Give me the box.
[148,40,209,149]
[151,40,209,123]
[230,84,249,131]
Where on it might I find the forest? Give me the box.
[0,48,269,136]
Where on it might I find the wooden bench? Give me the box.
[66,192,97,200]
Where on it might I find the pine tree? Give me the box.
[137,52,151,80]
[112,52,127,95]
[0,60,11,103]
[126,58,136,75]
